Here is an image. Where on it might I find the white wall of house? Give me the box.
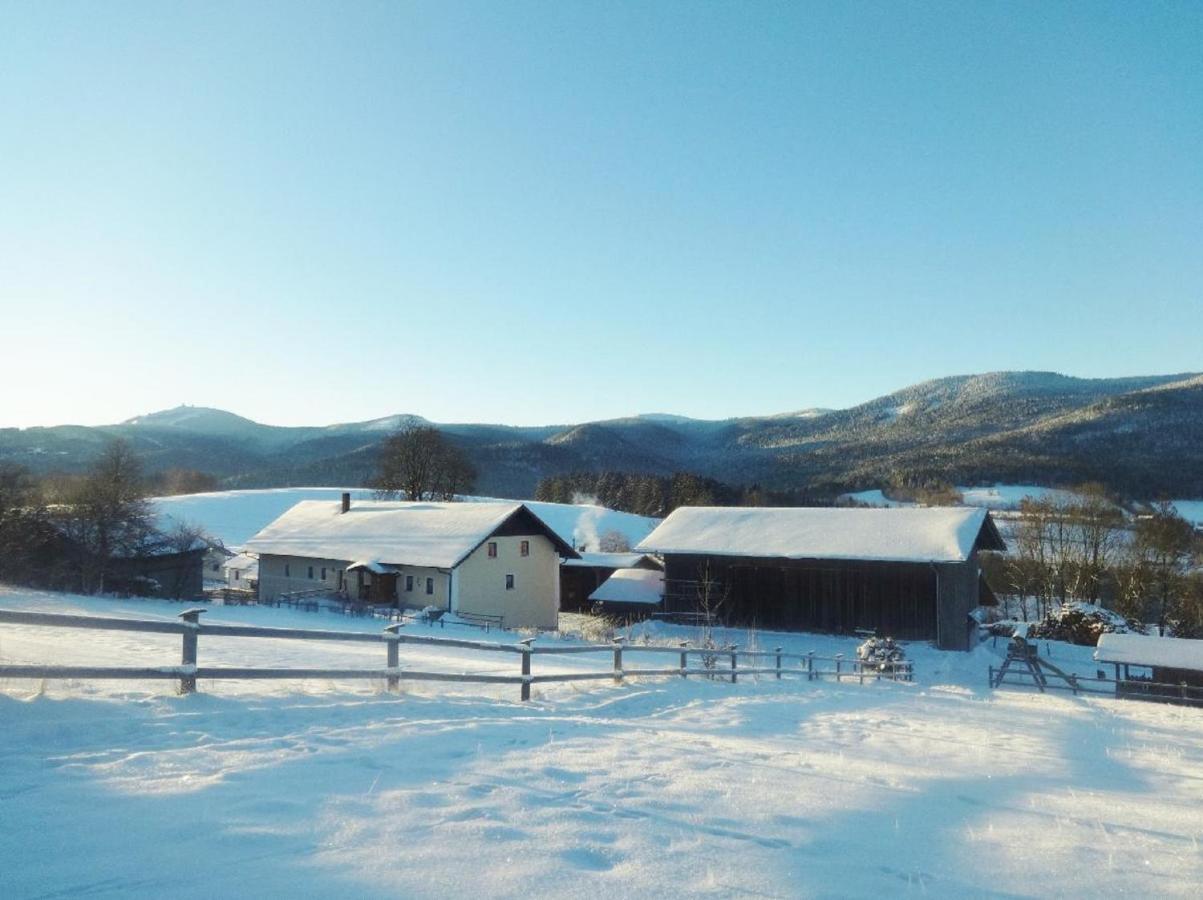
[258,554,351,602]
[392,565,450,610]
[224,566,258,590]
[454,534,560,629]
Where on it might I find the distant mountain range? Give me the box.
[4,371,1202,499]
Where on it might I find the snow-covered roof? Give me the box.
[346,560,399,575]
[1095,633,1203,671]
[562,552,651,569]
[244,500,576,569]
[221,552,258,573]
[588,568,664,605]
[636,506,1003,563]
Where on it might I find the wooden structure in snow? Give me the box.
[1096,633,1203,704]
[637,506,1005,650]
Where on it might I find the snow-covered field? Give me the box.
[4,588,1203,897]
[153,488,661,551]
[1171,500,1203,527]
[845,484,1084,511]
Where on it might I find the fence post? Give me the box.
[775,647,782,680]
[835,653,843,681]
[384,623,403,692]
[728,645,738,684]
[612,638,624,685]
[519,638,534,702]
[679,641,689,678]
[178,608,205,694]
[807,650,815,681]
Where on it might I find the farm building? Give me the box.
[221,552,259,591]
[636,506,1006,650]
[559,552,663,611]
[244,494,578,629]
[105,545,206,600]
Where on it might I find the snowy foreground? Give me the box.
[4,590,1203,898]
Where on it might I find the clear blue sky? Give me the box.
[2,1,1200,428]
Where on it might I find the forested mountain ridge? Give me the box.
[2,371,1200,498]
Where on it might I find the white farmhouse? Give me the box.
[244,493,578,629]
[220,552,259,590]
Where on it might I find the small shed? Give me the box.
[106,546,206,600]
[588,568,665,617]
[1096,633,1203,698]
[559,552,662,612]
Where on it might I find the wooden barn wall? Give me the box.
[662,554,972,645]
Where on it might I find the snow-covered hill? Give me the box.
[845,484,1083,511]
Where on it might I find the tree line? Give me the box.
[534,471,834,518]
[981,486,1202,635]
[0,441,206,595]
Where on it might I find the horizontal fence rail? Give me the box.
[0,608,913,701]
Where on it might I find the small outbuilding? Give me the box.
[106,546,206,600]
[636,506,1005,650]
[1096,633,1203,702]
[559,552,662,611]
[588,567,665,617]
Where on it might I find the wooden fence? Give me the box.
[0,608,913,701]
[989,661,1203,708]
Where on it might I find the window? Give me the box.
[285,564,291,577]
[307,566,314,580]
[505,574,515,590]
[487,541,498,558]
[338,569,344,589]
[520,540,530,557]
[425,577,434,595]
[233,570,240,581]
[321,567,327,581]
[406,575,414,592]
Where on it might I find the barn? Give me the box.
[636,506,1006,650]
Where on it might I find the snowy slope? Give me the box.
[153,488,378,547]
[847,484,1083,511]
[3,587,1203,897]
[1171,500,1203,526]
[154,489,660,553]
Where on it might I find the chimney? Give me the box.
[341,492,351,514]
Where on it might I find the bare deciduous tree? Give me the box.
[598,529,631,553]
[372,425,477,501]
[1128,503,1198,634]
